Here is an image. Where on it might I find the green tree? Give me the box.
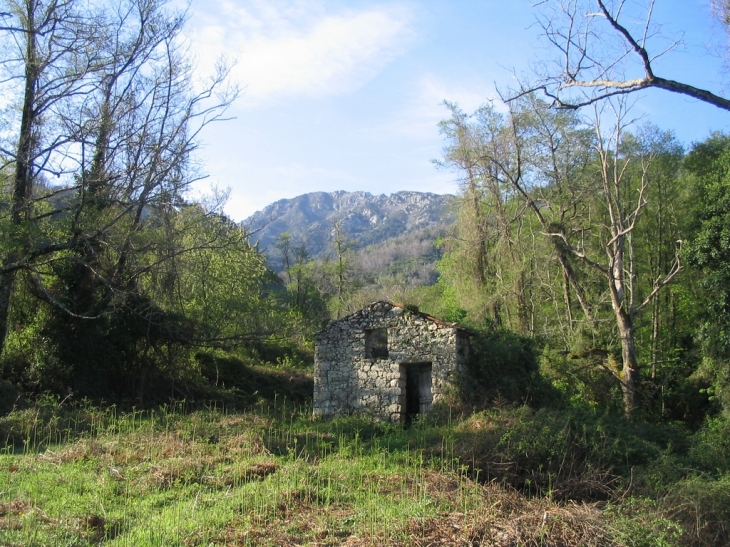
[0,0,239,400]
[0,0,103,352]
[685,134,730,415]
[439,96,685,417]
[436,101,536,331]
[151,206,278,348]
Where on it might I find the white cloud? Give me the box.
[189,0,414,105]
[419,74,497,115]
[395,74,501,138]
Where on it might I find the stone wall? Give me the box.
[313,301,469,421]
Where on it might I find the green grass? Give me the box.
[0,400,724,546]
[0,403,474,546]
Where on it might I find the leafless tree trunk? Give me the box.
[544,100,681,416]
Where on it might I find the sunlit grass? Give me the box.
[0,400,699,546]
[0,401,483,546]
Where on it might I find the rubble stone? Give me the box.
[313,301,470,422]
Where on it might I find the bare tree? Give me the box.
[0,0,237,354]
[0,0,102,350]
[514,0,730,111]
[543,99,682,416]
[331,220,354,318]
[440,95,683,416]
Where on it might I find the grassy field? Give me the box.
[0,398,724,546]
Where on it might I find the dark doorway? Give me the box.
[403,362,432,424]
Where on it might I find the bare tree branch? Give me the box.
[511,0,730,112]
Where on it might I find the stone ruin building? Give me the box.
[313,301,471,422]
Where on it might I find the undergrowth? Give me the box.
[0,400,728,546]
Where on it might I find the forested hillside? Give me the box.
[245,190,453,268]
[243,190,453,322]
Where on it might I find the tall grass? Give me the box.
[0,400,726,546]
[0,400,477,546]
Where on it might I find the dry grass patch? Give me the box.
[210,504,359,546]
[0,499,106,543]
[334,483,612,547]
[0,499,32,530]
[206,480,614,547]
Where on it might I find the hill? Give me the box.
[244,191,455,275]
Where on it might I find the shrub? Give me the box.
[689,416,730,475]
[606,497,683,547]
[457,329,552,410]
[662,474,730,547]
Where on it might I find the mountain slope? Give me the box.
[244,191,455,272]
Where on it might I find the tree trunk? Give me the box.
[0,273,14,354]
[0,2,39,355]
[616,310,639,417]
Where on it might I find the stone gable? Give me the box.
[313,301,470,422]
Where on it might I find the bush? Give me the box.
[606,497,683,547]
[450,406,686,501]
[539,346,623,413]
[689,416,730,475]
[662,474,730,547]
[0,379,22,415]
[195,350,313,407]
[457,329,552,410]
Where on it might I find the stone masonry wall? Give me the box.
[314,301,469,422]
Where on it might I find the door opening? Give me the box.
[402,362,432,424]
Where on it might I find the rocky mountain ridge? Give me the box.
[244,191,455,270]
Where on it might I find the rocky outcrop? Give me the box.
[313,301,470,422]
[244,191,455,267]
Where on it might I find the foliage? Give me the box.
[689,416,730,476]
[455,328,549,410]
[436,96,695,418]
[0,203,288,404]
[194,349,313,407]
[605,497,683,547]
[684,135,730,416]
[539,346,623,413]
[661,474,730,547]
[0,0,300,404]
[451,406,689,501]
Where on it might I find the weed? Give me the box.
[0,402,725,546]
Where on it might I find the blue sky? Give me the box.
[183,0,730,221]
